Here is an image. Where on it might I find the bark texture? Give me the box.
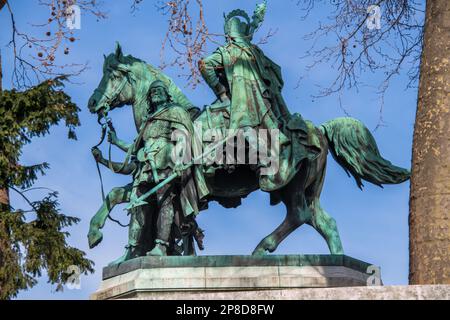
[409,0,450,284]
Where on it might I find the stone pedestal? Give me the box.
[91,255,378,300]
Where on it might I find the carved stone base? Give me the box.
[91,255,379,300]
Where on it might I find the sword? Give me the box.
[125,134,232,210]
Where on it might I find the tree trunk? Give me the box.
[0,50,10,210]
[0,188,8,209]
[409,0,450,284]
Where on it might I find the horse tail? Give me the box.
[319,117,410,189]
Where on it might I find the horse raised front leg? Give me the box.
[88,184,132,248]
[310,201,344,254]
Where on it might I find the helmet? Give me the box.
[224,1,267,41]
[224,11,251,39]
[149,80,169,92]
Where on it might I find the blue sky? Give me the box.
[0,1,419,299]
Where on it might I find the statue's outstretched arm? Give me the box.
[92,147,136,175]
[199,50,223,88]
[106,160,136,175]
[198,50,228,102]
[108,131,132,153]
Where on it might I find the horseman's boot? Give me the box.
[146,239,170,256]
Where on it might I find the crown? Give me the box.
[223,1,267,40]
[223,9,251,37]
[224,9,251,25]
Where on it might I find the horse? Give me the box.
[87,43,410,257]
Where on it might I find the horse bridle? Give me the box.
[92,74,129,123]
[91,76,130,227]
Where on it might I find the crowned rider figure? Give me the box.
[199,1,294,131]
[198,1,319,194]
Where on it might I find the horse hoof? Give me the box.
[251,248,267,256]
[108,253,128,266]
[88,228,103,249]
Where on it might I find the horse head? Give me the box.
[88,42,138,119]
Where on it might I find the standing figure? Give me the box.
[109,80,209,257]
[89,143,159,263]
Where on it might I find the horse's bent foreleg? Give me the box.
[90,185,132,229]
[88,184,132,248]
[310,201,343,254]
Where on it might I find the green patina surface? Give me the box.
[103,254,373,280]
[87,1,410,267]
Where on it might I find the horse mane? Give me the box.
[103,52,162,76]
[103,52,144,72]
[120,55,144,67]
[102,48,194,116]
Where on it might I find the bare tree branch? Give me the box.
[4,0,107,88]
[156,0,215,87]
[296,0,425,127]
[130,0,276,88]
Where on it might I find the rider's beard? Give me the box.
[151,95,168,109]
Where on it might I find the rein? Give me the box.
[93,118,108,200]
[92,113,129,228]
